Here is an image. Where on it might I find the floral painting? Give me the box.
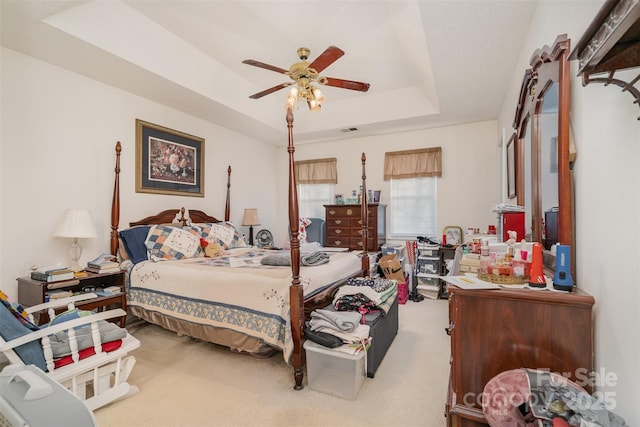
[135,119,204,197]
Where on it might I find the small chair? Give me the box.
[305,218,326,246]
[0,292,140,410]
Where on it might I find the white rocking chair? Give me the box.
[0,293,140,411]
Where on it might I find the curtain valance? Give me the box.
[294,157,337,184]
[383,147,442,180]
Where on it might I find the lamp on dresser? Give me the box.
[242,208,260,246]
[54,209,97,272]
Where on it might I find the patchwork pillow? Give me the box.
[120,226,151,264]
[193,222,247,249]
[299,217,312,243]
[145,225,201,261]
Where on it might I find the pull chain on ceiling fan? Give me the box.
[242,46,370,111]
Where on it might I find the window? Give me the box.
[298,184,334,218]
[390,177,437,238]
[384,147,442,239]
[294,157,337,219]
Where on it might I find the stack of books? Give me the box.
[31,265,75,283]
[45,289,74,301]
[95,285,122,297]
[86,253,120,274]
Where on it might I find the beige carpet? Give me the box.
[95,298,451,427]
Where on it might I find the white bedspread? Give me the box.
[126,248,361,362]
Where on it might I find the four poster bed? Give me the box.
[109,109,373,389]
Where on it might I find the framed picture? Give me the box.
[506,133,516,199]
[135,119,204,197]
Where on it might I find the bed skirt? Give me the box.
[128,305,278,357]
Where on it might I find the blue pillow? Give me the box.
[0,303,47,371]
[120,226,150,264]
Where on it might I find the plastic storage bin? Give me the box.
[418,243,440,257]
[416,274,440,299]
[304,340,366,400]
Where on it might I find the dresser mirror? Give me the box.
[513,34,573,275]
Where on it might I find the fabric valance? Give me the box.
[295,158,337,184]
[383,147,442,180]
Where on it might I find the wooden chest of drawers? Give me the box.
[445,285,594,426]
[324,203,386,251]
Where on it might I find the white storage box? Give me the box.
[304,340,366,400]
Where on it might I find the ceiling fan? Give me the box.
[242,46,370,111]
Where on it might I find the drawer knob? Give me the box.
[329,209,336,216]
[334,240,342,245]
[335,229,342,234]
[346,209,353,216]
[335,219,342,225]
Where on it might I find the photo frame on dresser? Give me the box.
[135,119,205,197]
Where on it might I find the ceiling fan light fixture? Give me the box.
[285,83,325,112]
[247,46,367,111]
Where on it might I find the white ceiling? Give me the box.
[1,0,537,146]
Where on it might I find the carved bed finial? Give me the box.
[111,141,122,256]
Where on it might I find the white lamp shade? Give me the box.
[241,208,261,226]
[54,209,98,238]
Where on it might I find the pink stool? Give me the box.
[481,369,586,427]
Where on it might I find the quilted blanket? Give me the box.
[126,248,361,362]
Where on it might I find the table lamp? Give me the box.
[241,208,260,246]
[54,209,98,272]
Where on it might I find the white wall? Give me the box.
[275,121,499,246]
[0,47,279,299]
[498,1,640,423]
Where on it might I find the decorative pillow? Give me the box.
[193,222,247,249]
[47,307,91,327]
[119,226,151,264]
[299,217,312,243]
[145,225,201,261]
[0,290,39,331]
[0,291,46,371]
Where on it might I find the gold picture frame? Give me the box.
[135,119,204,197]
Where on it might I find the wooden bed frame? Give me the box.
[109,108,371,389]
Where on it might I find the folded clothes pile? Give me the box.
[308,309,370,344]
[260,251,330,266]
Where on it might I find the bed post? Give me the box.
[110,141,122,256]
[286,107,304,390]
[225,165,231,222]
[361,153,370,277]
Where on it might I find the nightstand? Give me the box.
[17,270,127,327]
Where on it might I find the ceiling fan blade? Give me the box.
[248,82,292,99]
[322,77,371,92]
[308,46,345,73]
[242,59,289,75]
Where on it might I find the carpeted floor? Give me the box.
[94,298,451,427]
